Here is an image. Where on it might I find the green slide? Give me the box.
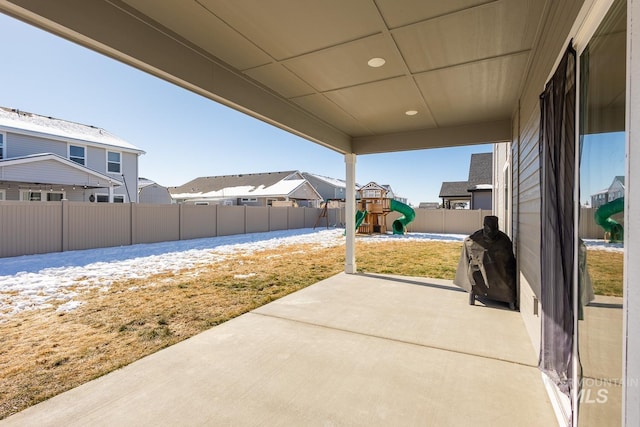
[355,210,367,229]
[390,199,415,235]
[594,197,624,242]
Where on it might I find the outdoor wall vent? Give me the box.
[533,296,539,316]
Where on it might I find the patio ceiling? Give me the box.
[0,0,547,154]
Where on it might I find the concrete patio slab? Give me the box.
[255,272,538,366]
[1,273,556,426]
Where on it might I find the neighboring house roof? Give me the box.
[138,177,162,189]
[611,175,625,187]
[438,152,493,197]
[419,202,440,209]
[169,170,322,201]
[467,152,493,190]
[0,107,144,154]
[439,181,471,198]
[0,153,123,187]
[302,172,347,188]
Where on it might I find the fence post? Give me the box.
[61,199,69,252]
[213,204,218,237]
[179,203,183,241]
[243,205,247,234]
[130,202,136,246]
[216,204,221,237]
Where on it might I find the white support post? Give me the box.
[345,153,357,274]
[108,185,114,203]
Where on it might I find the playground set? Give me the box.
[355,182,415,235]
[594,197,625,242]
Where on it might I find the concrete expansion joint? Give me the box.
[249,311,537,369]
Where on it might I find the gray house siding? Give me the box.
[470,191,491,210]
[7,132,66,158]
[117,151,138,202]
[512,0,584,355]
[2,131,140,202]
[303,174,345,201]
[86,145,103,172]
[139,184,172,204]
[2,158,90,185]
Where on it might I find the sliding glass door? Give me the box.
[577,1,626,425]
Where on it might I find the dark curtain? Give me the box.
[538,44,576,397]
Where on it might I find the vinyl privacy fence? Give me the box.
[0,202,604,258]
[0,202,344,258]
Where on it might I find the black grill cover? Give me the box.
[454,216,516,304]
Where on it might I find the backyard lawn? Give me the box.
[0,233,622,420]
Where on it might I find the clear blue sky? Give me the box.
[0,12,493,205]
[580,132,626,206]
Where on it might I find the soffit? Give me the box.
[0,0,549,154]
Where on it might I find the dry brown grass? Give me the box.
[0,243,344,420]
[357,240,463,278]
[0,239,619,419]
[586,249,624,297]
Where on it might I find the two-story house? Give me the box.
[0,107,144,203]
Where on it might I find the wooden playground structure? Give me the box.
[356,182,392,234]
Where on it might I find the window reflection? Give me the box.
[578,0,626,425]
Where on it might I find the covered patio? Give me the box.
[0,0,638,425]
[0,272,556,426]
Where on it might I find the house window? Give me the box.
[107,151,121,173]
[69,145,86,165]
[240,197,257,203]
[0,190,5,201]
[96,194,125,203]
[0,132,4,159]
[21,191,42,201]
[47,192,64,201]
[21,190,65,201]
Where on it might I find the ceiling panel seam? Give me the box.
[370,0,438,127]
[379,0,500,30]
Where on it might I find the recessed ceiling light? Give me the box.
[405,110,418,116]
[367,57,386,68]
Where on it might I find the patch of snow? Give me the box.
[172,180,308,200]
[0,107,142,152]
[0,228,466,320]
[583,239,624,253]
[56,300,84,313]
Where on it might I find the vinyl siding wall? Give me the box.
[6,132,66,157]
[512,0,585,354]
[2,131,140,202]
